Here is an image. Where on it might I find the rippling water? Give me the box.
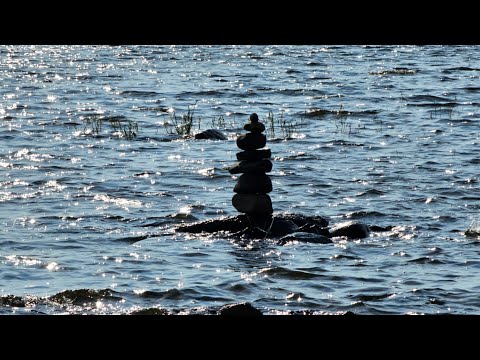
[2,45,480,315]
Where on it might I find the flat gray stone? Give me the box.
[236,148,271,161]
[228,159,272,174]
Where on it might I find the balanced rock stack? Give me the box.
[228,113,273,219]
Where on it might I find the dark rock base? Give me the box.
[175,213,373,242]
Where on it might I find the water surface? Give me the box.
[1,45,480,314]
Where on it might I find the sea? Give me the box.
[1,45,480,315]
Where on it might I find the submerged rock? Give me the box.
[176,213,331,241]
[329,221,370,239]
[194,129,228,140]
[131,308,169,315]
[175,213,380,242]
[219,302,263,316]
[0,295,26,307]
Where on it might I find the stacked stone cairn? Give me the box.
[228,113,273,225]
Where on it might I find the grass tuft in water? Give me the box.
[80,115,138,140]
[163,103,200,136]
[265,110,305,139]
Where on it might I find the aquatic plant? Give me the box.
[429,101,457,120]
[369,68,417,75]
[265,110,305,139]
[210,113,226,128]
[110,117,138,140]
[80,115,138,140]
[163,103,197,136]
[82,115,102,136]
[373,114,384,133]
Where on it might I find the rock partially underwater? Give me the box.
[194,129,228,140]
[175,213,374,242]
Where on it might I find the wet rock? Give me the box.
[236,149,271,161]
[234,173,272,194]
[176,215,250,234]
[329,221,370,239]
[232,193,273,215]
[48,288,122,305]
[465,229,480,237]
[268,218,299,236]
[236,133,267,151]
[296,224,331,237]
[369,225,394,232]
[219,302,262,316]
[228,160,273,174]
[176,213,334,241]
[0,295,26,307]
[281,213,329,228]
[194,129,227,140]
[131,308,169,315]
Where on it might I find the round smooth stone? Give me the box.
[249,113,259,123]
[236,133,267,151]
[243,121,265,133]
[232,193,273,215]
[234,173,272,194]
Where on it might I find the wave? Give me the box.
[442,66,480,73]
[369,68,417,75]
[120,90,159,97]
[258,266,322,279]
[304,108,379,118]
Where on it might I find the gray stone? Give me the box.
[236,148,271,161]
[244,121,265,133]
[329,221,370,239]
[234,173,272,194]
[236,133,266,151]
[232,193,273,215]
[228,160,273,174]
[194,129,227,140]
